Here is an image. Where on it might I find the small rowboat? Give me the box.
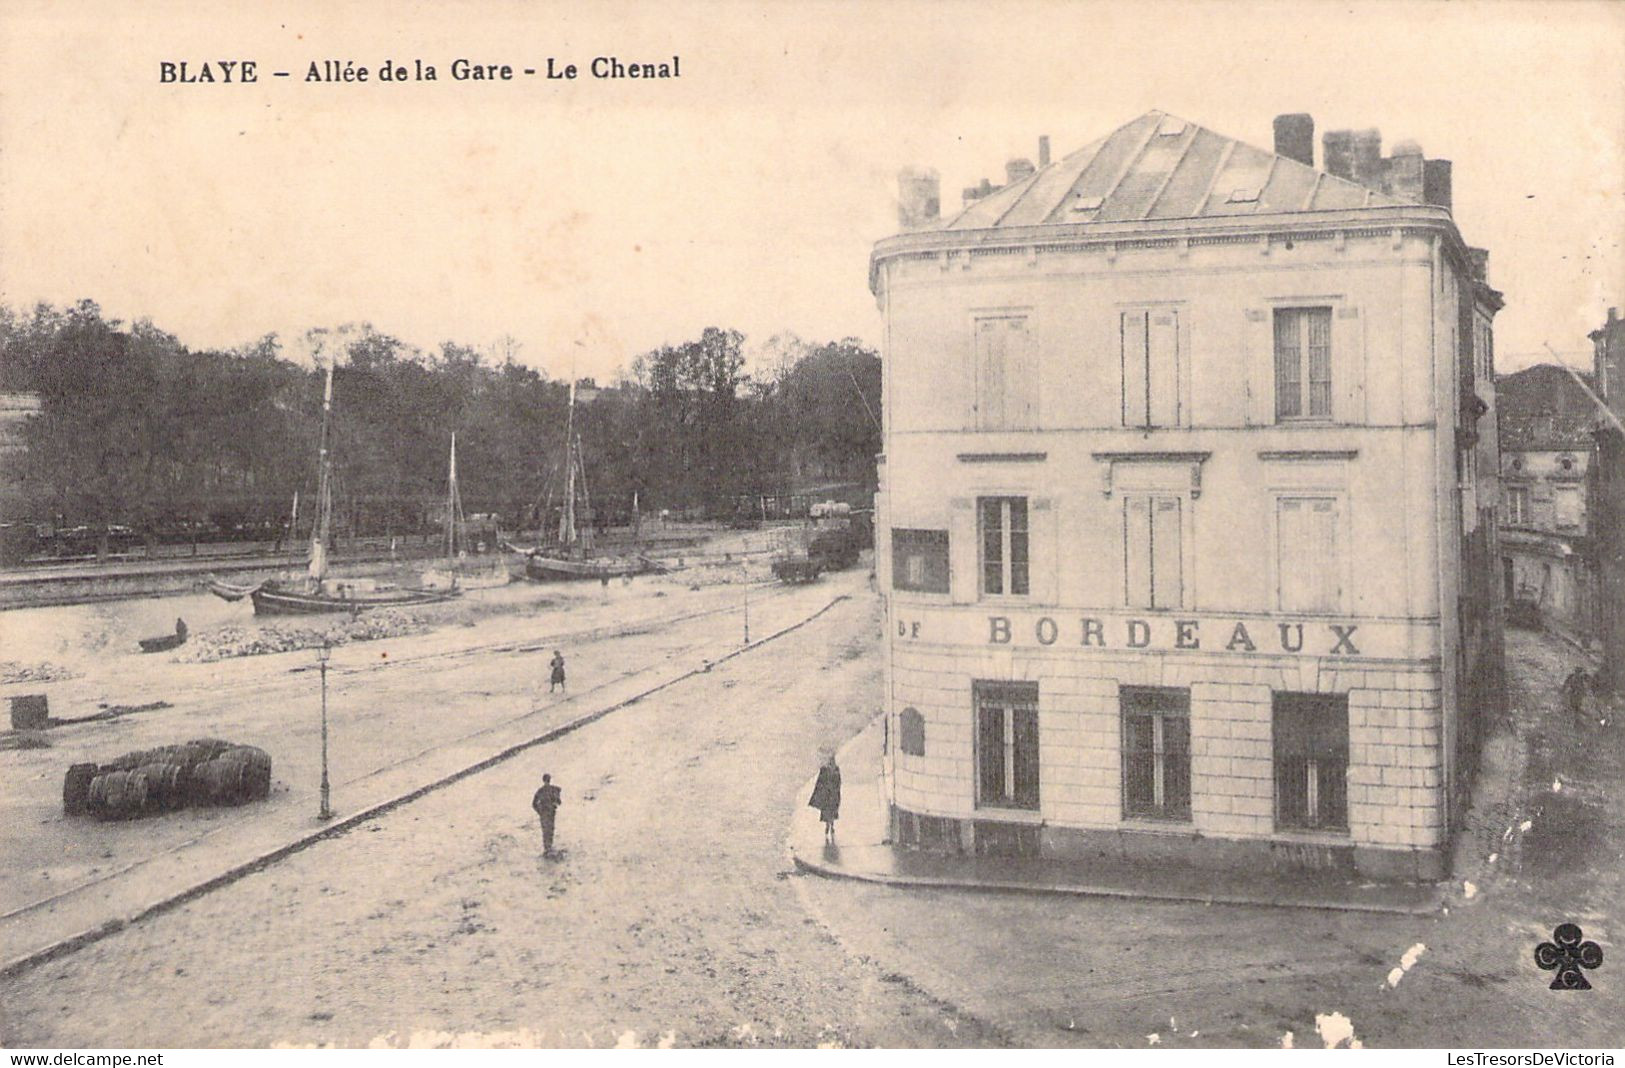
[138,618,188,654]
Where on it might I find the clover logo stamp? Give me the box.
[1535,923,1603,990]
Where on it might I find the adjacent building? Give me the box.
[1591,308,1625,694]
[871,111,1502,881]
[1495,365,1600,637]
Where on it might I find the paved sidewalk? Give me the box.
[789,716,1446,916]
[2,590,849,978]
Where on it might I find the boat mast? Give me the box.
[445,431,460,566]
[559,379,578,548]
[309,361,335,586]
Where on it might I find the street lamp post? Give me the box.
[317,640,332,821]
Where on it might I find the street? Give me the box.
[1,588,998,1048]
[2,585,1618,1048]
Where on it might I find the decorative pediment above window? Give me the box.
[1090,451,1211,498]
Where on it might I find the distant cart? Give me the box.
[771,557,823,584]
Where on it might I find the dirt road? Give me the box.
[0,593,1000,1048]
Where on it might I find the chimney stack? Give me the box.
[1383,139,1425,202]
[896,167,941,231]
[1349,129,1383,187]
[1322,129,1355,180]
[1038,135,1051,168]
[1273,113,1314,167]
[1006,157,1036,185]
[1423,158,1453,212]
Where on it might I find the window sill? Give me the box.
[973,804,1043,822]
[1271,827,1352,843]
[1119,817,1196,834]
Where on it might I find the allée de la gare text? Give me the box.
[158,57,682,84]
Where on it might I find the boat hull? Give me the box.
[250,584,459,616]
[206,578,263,602]
[523,554,658,582]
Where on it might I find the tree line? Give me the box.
[0,301,881,541]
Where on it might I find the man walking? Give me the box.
[549,650,567,694]
[532,773,563,856]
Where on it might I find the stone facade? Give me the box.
[871,111,1502,882]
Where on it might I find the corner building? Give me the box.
[872,111,1503,881]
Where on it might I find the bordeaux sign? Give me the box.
[895,612,1376,657]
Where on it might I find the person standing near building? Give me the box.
[532,773,563,856]
[549,650,567,694]
[808,754,841,843]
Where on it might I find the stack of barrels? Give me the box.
[63,738,273,819]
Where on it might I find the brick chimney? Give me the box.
[1038,135,1051,168]
[896,167,941,230]
[1423,159,1453,212]
[1273,113,1314,167]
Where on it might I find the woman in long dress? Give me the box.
[808,754,842,843]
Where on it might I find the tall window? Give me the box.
[975,681,1039,809]
[1554,486,1582,530]
[979,497,1029,597]
[1121,687,1191,820]
[1274,307,1333,420]
[891,529,950,593]
[1506,485,1530,526]
[1277,497,1340,613]
[1273,693,1349,831]
[1121,309,1180,428]
[1123,495,1182,609]
[974,316,1036,430]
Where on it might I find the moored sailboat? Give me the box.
[514,381,659,582]
[250,361,459,615]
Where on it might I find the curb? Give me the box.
[787,717,1444,918]
[2,593,850,981]
[789,854,1445,916]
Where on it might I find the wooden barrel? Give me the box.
[135,762,185,810]
[63,762,98,816]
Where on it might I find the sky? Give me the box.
[1,0,1621,382]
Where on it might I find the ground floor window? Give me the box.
[1273,692,1349,831]
[1121,686,1191,820]
[974,681,1039,809]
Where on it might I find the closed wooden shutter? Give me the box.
[1151,496,1183,609]
[1121,311,1149,427]
[1306,309,1333,417]
[1148,310,1179,427]
[1274,311,1302,419]
[1008,318,1038,430]
[1124,496,1153,607]
[1278,497,1339,612]
[949,497,977,604]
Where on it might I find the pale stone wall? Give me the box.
[888,643,1445,851]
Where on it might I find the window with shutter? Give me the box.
[1123,494,1182,609]
[975,316,1035,430]
[1274,307,1334,420]
[1277,497,1341,612]
[1121,687,1192,821]
[975,681,1040,810]
[1273,692,1349,831]
[1507,486,1530,526]
[979,497,1029,597]
[1121,309,1180,428]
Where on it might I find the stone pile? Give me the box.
[177,611,428,662]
